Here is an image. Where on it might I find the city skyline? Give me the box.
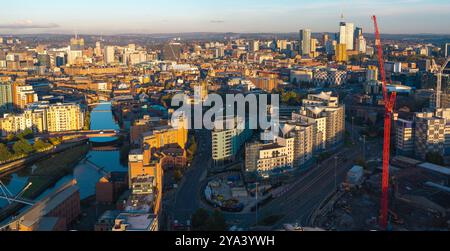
[0,0,450,35]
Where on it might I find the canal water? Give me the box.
[0,102,127,223]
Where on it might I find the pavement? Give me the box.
[165,117,383,230]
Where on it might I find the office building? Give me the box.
[322,33,329,46]
[339,22,354,50]
[335,44,348,62]
[299,29,311,57]
[104,46,115,65]
[70,36,84,51]
[417,59,431,72]
[277,40,287,51]
[249,40,259,52]
[445,43,450,58]
[325,40,337,55]
[354,27,366,53]
[367,65,379,81]
[95,41,102,57]
[385,61,402,73]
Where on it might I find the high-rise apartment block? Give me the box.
[212,116,253,165]
[0,81,13,114]
[396,118,415,156]
[13,83,38,109]
[299,29,311,57]
[396,108,450,159]
[0,103,84,136]
[293,92,345,150]
[335,44,348,62]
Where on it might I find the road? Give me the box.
[168,129,212,225]
[261,145,362,228]
[165,118,383,229]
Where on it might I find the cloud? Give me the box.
[0,20,59,29]
[210,20,225,24]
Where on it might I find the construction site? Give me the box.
[313,155,450,230]
[313,16,450,231]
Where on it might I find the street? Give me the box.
[168,129,212,225]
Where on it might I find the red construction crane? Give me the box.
[372,15,397,230]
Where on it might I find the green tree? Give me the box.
[17,128,33,139]
[281,91,302,105]
[191,208,209,230]
[13,139,34,155]
[174,169,183,182]
[161,93,174,108]
[425,152,444,166]
[6,134,16,142]
[48,137,62,146]
[33,139,51,152]
[205,210,227,231]
[0,143,12,162]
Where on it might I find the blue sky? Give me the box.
[0,0,449,34]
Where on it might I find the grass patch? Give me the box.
[22,144,90,199]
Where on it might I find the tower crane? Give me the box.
[372,15,397,230]
[431,57,450,109]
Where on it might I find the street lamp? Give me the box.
[351,116,355,143]
[255,182,259,226]
[334,156,338,192]
[362,135,366,161]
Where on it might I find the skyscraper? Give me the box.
[322,33,329,46]
[299,29,311,57]
[95,41,102,57]
[336,44,348,62]
[354,27,367,53]
[70,36,84,51]
[104,46,115,65]
[339,22,354,51]
[0,82,13,114]
[249,40,260,52]
[445,43,450,58]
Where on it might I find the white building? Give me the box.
[339,22,354,51]
[104,46,115,65]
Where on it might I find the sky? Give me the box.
[0,0,449,35]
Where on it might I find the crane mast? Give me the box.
[372,15,397,230]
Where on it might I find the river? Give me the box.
[0,102,127,224]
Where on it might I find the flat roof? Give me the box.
[115,213,155,231]
[417,162,450,176]
[19,180,79,228]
